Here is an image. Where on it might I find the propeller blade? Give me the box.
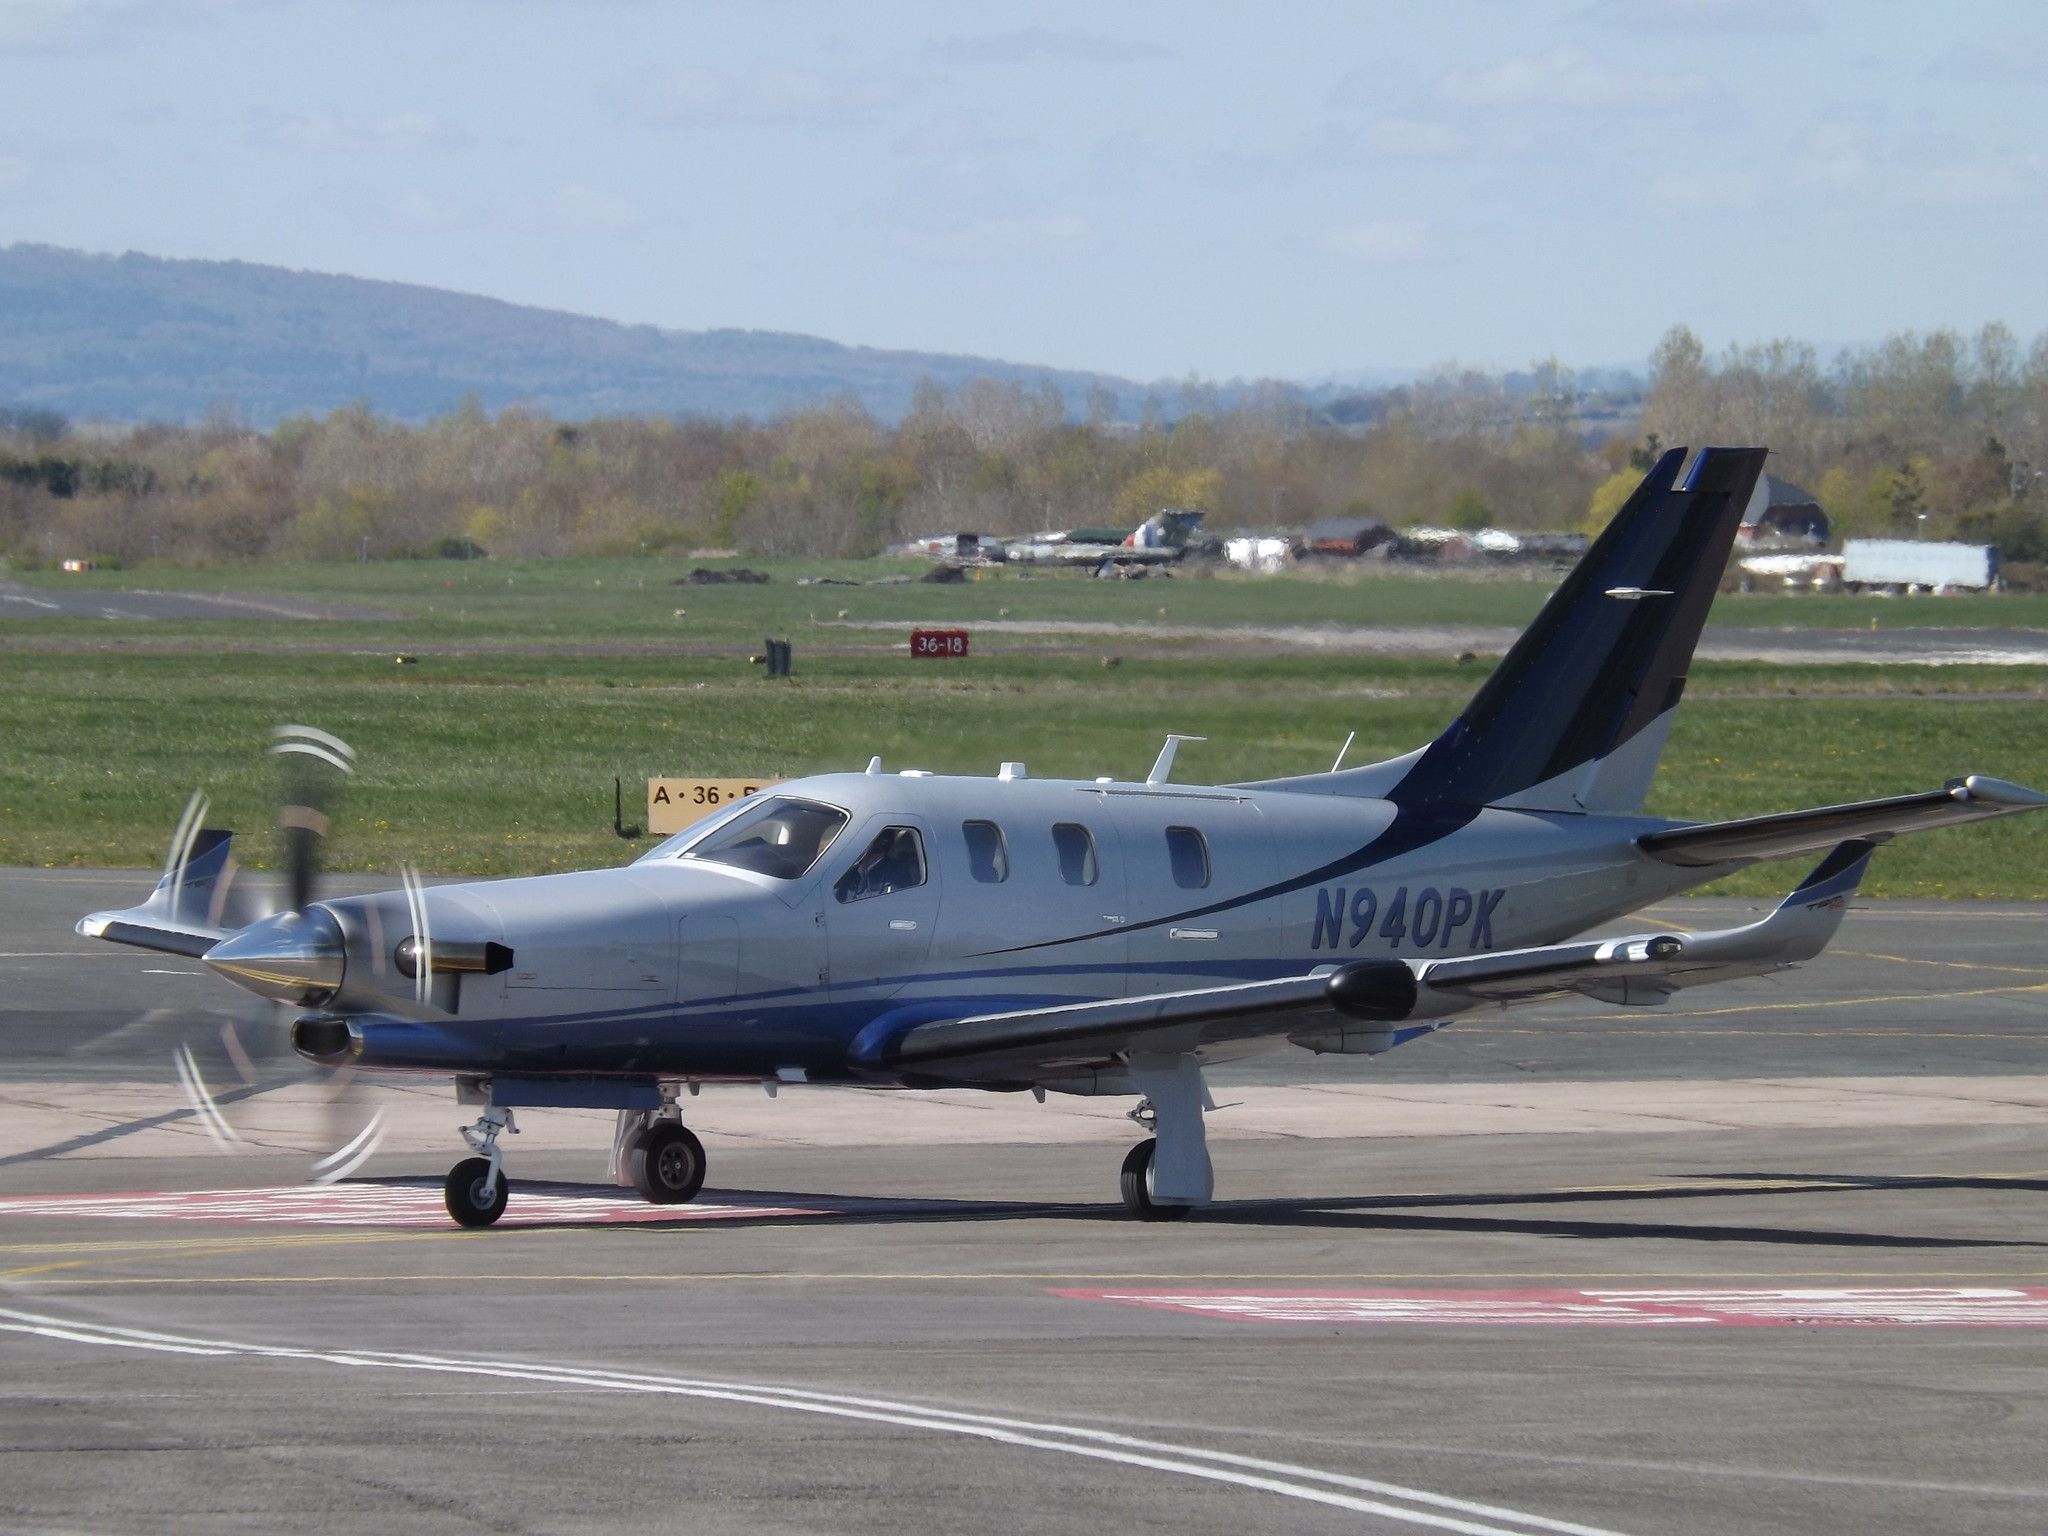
[269,725,354,913]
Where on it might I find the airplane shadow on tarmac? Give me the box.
[388,1171,2048,1250]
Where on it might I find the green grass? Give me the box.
[8,554,2044,896]
[14,553,2048,648]
[4,643,2043,898]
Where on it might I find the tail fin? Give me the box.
[1387,446,1763,813]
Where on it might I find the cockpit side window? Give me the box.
[683,796,849,880]
[835,826,928,903]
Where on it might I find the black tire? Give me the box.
[1119,1139,1192,1222]
[630,1121,707,1204]
[444,1156,508,1228]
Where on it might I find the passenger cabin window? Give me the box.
[686,796,847,880]
[1165,825,1210,889]
[1052,822,1098,887]
[835,826,928,903]
[963,820,1009,883]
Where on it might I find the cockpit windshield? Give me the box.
[674,796,848,880]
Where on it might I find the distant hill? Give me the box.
[0,244,1149,426]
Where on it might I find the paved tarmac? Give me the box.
[3,866,2047,1535]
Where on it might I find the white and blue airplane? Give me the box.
[79,447,2047,1226]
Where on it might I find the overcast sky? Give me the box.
[2,0,2044,382]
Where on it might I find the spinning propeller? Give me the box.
[152,726,388,1181]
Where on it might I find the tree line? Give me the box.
[4,325,2046,568]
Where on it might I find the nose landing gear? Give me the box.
[444,1106,517,1227]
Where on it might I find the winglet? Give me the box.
[1690,837,1875,970]
[1779,837,1876,915]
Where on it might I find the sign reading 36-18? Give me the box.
[646,778,784,836]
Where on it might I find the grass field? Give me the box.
[5,555,2045,897]
[15,553,2048,648]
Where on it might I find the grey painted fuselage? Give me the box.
[321,767,1710,1085]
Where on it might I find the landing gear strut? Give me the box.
[1117,1054,1213,1220]
[444,1105,517,1227]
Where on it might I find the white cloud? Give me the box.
[1646,168,1762,209]
[622,65,899,130]
[907,213,1099,263]
[1355,115,1467,159]
[1444,45,1672,112]
[936,27,1167,67]
[0,0,262,55]
[1756,119,2045,212]
[256,108,451,153]
[392,190,457,230]
[1923,41,2048,86]
[549,183,641,233]
[0,0,114,52]
[1581,0,1817,35]
[1326,219,1428,263]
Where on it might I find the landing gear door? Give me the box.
[825,816,940,1004]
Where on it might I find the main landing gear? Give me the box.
[626,1119,707,1204]
[444,1105,517,1227]
[1118,1054,1214,1221]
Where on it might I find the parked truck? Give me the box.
[1841,539,1998,593]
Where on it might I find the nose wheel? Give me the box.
[443,1105,517,1227]
[628,1120,707,1204]
[444,1156,510,1227]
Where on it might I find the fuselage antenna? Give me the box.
[1147,734,1205,786]
[1331,731,1356,773]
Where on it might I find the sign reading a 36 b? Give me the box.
[646,778,784,836]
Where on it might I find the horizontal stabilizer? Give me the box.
[76,827,247,958]
[1639,775,2048,868]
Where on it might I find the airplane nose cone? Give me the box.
[203,907,346,1006]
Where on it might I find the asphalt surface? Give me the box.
[3,866,2047,1536]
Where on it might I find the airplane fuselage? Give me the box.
[303,768,1712,1086]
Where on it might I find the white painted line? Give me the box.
[0,1306,1631,1536]
[0,1185,833,1227]
[1058,1286,2048,1328]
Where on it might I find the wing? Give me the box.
[1639,775,2046,867]
[860,841,1876,1089]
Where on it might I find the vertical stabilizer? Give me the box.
[1385,446,1764,813]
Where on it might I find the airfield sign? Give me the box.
[647,777,783,835]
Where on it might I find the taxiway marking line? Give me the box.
[1537,979,2048,1026]
[1835,950,2048,977]
[19,1269,2048,1290]
[0,1305,1629,1536]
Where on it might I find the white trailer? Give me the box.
[1842,539,1997,593]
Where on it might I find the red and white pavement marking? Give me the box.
[1054,1286,2048,1328]
[0,1185,833,1228]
